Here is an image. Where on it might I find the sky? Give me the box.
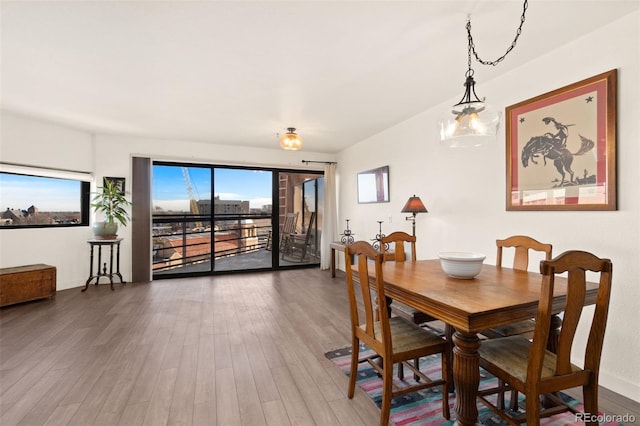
[0,173,82,212]
[152,165,273,212]
[1,165,292,213]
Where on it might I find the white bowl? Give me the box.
[438,252,486,279]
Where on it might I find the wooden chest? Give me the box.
[0,264,56,307]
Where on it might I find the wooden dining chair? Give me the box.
[482,235,553,409]
[477,250,613,425]
[344,241,450,426]
[381,231,453,384]
[482,235,553,339]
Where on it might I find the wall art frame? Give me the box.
[506,69,617,211]
[104,177,126,196]
[357,165,389,204]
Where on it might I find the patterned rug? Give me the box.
[325,344,626,426]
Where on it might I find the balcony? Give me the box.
[152,212,318,276]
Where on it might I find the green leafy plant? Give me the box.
[91,178,132,226]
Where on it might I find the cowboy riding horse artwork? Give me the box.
[507,70,615,210]
[520,116,596,188]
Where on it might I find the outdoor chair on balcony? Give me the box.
[281,212,316,262]
[266,212,298,251]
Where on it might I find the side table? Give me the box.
[83,238,125,291]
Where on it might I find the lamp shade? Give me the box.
[279,127,303,150]
[438,103,501,147]
[438,74,501,147]
[401,195,428,214]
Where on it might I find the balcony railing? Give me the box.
[152,212,272,273]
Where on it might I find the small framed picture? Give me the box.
[357,166,390,204]
[104,177,126,195]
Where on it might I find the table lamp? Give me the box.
[401,195,428,236]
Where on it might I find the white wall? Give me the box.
[0,111,335,290]
[337,13,639,402]
[0,113,96,289]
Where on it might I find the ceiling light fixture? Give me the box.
[438,0,529,147]
[279,127,303,150]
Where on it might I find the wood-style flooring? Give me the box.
[1,268,638,425]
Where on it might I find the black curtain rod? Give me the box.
[301,160,337,165]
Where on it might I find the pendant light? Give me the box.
[438,0,528,147]
[279,127,303,150]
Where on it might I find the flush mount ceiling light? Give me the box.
[438,0,529,147]
[279,127,303,150]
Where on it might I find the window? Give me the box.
[0,168,90,229]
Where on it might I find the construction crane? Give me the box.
[181,167,203,230]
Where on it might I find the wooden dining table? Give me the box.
[369,259,599,426]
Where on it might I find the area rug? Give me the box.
[325,344,626,426]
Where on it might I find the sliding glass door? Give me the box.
[151,162,321,279]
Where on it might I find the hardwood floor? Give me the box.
[1,268,638,425]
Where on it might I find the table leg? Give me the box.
[452,330,481,426]
[96,245,103,285]
[331,247,336,278]
[108,243,115,291]
[82,244,96,292]
[114,242,125,283]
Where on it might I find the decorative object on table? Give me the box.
[371,220,387,251]
[401,194,428,236]
[438,252,485,279]
[340,219,354,245]
[357,165,389,203]
[278,127,303,150]
[325,344,619,426]
[506,69,617,211]
[437,0,529,147]
[91,177,132,239]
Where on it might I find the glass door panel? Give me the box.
[212,168,272,272]
[152,164,212,276]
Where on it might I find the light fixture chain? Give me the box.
[467,0,528,67]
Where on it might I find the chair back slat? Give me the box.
[381,231,416,262]
[345,241,389,349]
[529,250,612,382]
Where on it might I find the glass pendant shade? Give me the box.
[438,102,501,147]
[438,74,501,147]
[279,127,303,150]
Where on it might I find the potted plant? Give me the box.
[91,178,132,239]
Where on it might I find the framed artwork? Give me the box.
[104,177,126,195]
[357,166,389,204]
[506,69,617,211]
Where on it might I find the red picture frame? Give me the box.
[506,69,617,211]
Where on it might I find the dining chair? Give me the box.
[381,231,453,384]
[482,235,553,339]
[482,234,553,410]
[344,241,450,426]
[281,212,315,261]
[477,250,613,425]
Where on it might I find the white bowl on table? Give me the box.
[438,252,486,279]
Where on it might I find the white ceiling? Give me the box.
[1,1,637,153]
